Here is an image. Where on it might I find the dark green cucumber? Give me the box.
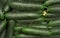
[16,18,45,23]
[15,34,40,38]
[0,20,6,34]
[45,13,60,18]
[21,28,52,36]
[48,20,60,27]
[5,13,40,20]
[10,0,44,4]
[48,4,60,7]
[0,30,6,38]
[51,29,60,35]
[14,25,52,32]
[47,7,60,14]
[28,25,52,29]
[51,35,60,38]
[7,20,15,38]
[44,0,60,6]
[9,2,45,11]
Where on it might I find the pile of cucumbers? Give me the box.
[0,0,60,38]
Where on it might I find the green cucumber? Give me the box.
[5,13,40,20]
[0,30,6,38]
[28,25,52,29]
[51,29,60,35]
[47,7,60,14]
[44,0,60,6]
[0,20,6,34]
[16,18,45,23]
[10,0,44,4]
[14,25,52,32]
[7,20,15,38]
[45,13,60,18]
[9,2,45,11]
[48,4,60,7]
[21,28,52,36]
[48,20,60,27]
[15,34,40,38]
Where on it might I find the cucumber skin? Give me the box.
[6,13,40,20]
[10,0,44,4]
[9,2,45,11]
[21,28,52,36]
[44,0,60,6]
[49,20,60,27]
[15,34,40,38]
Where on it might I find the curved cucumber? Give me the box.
[15,34,40,38]
[9,2,45,11]
[5,13,40,20]
[44,0,60,6]
[21,28,52,36]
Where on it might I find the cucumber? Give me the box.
[48,4,60,7]
[0,30,6,38]
[51,29,60,35]
[5,13,40,20]
[14,25,52,32]
[9,2,45,11]
[15,34,40,38]
[44,0,60,6]
[0,20,6,34]
[21,28,52,36]
[10,0,44,4]
[47,7,60,14]
[51,35,60,38]
[16,18,45,23]
[45,13,60,18]
[28,25,52,29]
[7,20,15,38]
[48,20,60,27]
